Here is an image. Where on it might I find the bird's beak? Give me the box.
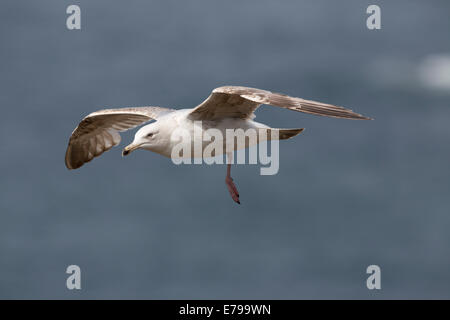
[122,143,140,156]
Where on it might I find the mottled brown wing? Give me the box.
[65,107,172,170]
[188,86,372,120]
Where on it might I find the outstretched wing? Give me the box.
[188,86,372,121]
[65,107,173,169]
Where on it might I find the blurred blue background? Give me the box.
[1,0,450,299]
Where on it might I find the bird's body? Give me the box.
[132,108,280,159]
[65,86,372,204]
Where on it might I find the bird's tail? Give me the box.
[268,128,304,140]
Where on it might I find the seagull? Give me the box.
[65,86,371,204]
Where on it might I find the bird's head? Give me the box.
[122,122,161,156]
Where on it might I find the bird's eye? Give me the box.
[147,133,153,137]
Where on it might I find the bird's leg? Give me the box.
[225,153,240,204]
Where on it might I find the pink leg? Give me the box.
[225,163,240,204]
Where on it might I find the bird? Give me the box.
[65,86,372,204]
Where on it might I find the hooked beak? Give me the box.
[122,143,141,156]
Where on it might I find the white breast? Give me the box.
[157,110,272,159]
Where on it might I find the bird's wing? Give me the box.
[188,86,372,121]
[65,107,173,169]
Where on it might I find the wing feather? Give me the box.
[189,86,372,120]
[65,106,172,169]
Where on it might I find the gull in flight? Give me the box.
[65,86,371,204]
